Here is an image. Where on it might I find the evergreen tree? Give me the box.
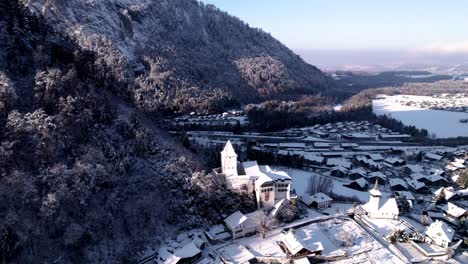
[396,196,410,215]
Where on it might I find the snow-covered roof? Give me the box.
[313,142,330,148]
[441,202,467,218]
[380,134,410,139]
[221,140,237,157]
[215,243,255,264]
[354,177,369,189]
[294,257,311,264]
[301,193,333,206]
[368,171,386,180]
[331,165,348,173]
[327,158,352,169]
[279,142,306,149]
[367,153,384,161]
[243,161,290,188]
[303,154,325,163]
[434,187,456,201]
[281,229,324,255]
[427,174,449,183]
[385,157,404,165]
[425,153,443,161]
[389,178,408,189]
[349,168,367,176]
[341,143,359,148]
[224,211,247,230]
[405,164,423,173]
[425,220,454,243]
[174,242,201,259]
[394,191,415,200]
[406,179,426,190]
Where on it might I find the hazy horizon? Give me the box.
[202,0,468,72]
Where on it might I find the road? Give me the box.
[354,216,410,264]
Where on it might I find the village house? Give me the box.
[348,168,367,180]
[379,134,411,141]
[367,171,387,185]
[280,229,324,258]
[433,187,456,202]
[330,166,348,178]
[389,178,409,191]
[366,153,384,162]
[363,180,399,219]
[356,156,382,170]
[223,211,259,239]
[404,164,424,175]
[345,177,368,191]
[440,202,468,222]
[406,179,431,194]
[425,220,455,248]
[215,141,292,209]
[425,153,443,161]
[300,193,333,209]
[215,243,256,264]
[385,157,406,166]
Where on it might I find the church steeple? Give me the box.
[369,178,382,197]
[221,140,238,177]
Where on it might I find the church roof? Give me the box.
[221,140,237,157]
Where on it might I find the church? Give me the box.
[215,141,292,209]
[362,179,399,219]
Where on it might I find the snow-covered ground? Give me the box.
[286,168,371,202]
[373,95,468,138]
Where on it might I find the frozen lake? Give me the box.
[373,95,468,138]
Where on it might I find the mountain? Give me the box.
[23,0,332,114]
[0,1,257,262]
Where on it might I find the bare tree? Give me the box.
[252,211,278,239]
[307,175,333,195]
[336,230,353,247]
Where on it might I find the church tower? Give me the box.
[368,178,382,211]
[221,140,238,177]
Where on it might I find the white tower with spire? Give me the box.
[221,140,238,177]
[367,178,382,212]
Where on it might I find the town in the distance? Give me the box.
[139,107,468,264]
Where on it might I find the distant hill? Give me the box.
[24,0,332,114]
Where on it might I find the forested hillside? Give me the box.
[0,1,255,262]
[22,0,332,114]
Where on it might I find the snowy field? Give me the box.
[373,95,468,138]
[285,168,371,202]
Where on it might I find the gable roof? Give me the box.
[368,171,386,180]
[434,187,456,201]
[425,220,454,243]
[174,242,201,259]
[405,164,423,173]
[224,211,247,230]
[221,140,237,157]
[389,178,408,188]
[301,193,333,206]
[349,168,367,176]
[394,191,415,200]
[215,243,255,264]
[441,202,467,218]
[281,229,324,255]
[406,179,427,190]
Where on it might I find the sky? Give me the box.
[201,0,468,53]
